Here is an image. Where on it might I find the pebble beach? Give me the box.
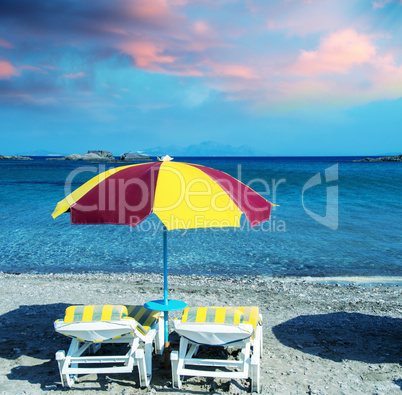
[0,272,400,394]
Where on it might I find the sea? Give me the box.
[0,156,401,280]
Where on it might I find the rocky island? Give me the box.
[0,154,32,160]
[47,150,151,162]
[354,154,402,162]
[119,152,150,161]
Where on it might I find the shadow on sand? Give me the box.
[272,312,402,364]
[0,303,70,389]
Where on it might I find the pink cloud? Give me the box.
[111,0,231,76]
[98,0,188,37]
[125,0,186,31]
[113,4,402,111]
[20,65,48,74]
[263,1,350,37]
[64,71,86,79]
[99,26,128,36]
[119,41,176,69]
[372,0,401,8]
[120,37,259,79]
[288,29,376,75]
[267,19,276,30]
[128,0,171,19]
[194,21,210,35]
[0,60,19,79]
[208,63,259,80]
[367,58,402,100]
[243,47,402,113]
[102,1,234,79]
[278,63,402,110]
[0,38,13,49]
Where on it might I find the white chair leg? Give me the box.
[155,315,164,355]
[250,354,260,393]
[170,350,181,388]
[56,350,69,387]
[135,349,149,388]
[251,318,262,393]
[144,340,153,384]
[254,324,262,360]
[60,338,81,388]
[258,315,263,357]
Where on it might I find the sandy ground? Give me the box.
[0,272,401,394]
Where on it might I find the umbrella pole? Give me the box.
[163,225,170,367]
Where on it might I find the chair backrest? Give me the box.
[182,307,243,325]
[54,305,160,342]
[174,306,257,346]
[233,306,260,335]
[62,305,128,323]
[125,305,161,335]
[54,305,135,342]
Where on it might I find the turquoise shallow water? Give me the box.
[0,156,401,278]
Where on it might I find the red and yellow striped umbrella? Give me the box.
[52,161,272,229]
[52,161,273,347]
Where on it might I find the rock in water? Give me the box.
[54,150,115,161]
[48,150,150,162]
[87,150,114,159]
[353,154,402,162]
[120,152,151,161]
[0,155,32,160]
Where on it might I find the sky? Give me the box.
[0,0,402,156]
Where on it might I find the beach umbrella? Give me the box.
[52,161,273,351]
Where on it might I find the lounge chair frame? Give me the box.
[171,314,263,393]
[55,314,164,388]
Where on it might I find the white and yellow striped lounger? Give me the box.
[171,306,262,393]
[54,305,164,388]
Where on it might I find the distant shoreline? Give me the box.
[353,154,402,162]
[2,154,400,160]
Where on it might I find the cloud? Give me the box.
[367,59,402,101]
[0,0,243,83]
[119,37,259,79]
[126,0,173,21]
[0,38,13,49]
[119,41,176,69]
[200,22,402,114]
[0,0,185,47]
[247,41,402,113]
[0,60,19,79]
[288,29,376,75]
[1,0,402,114]
[63,72,86,79]
[206,62,259,79]
[372,0,402,8]
[194,21,210,35]
[264,0,351,37]
[20,65,48,74]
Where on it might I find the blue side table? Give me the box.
[145,299,187,312]
[145,299,187,367]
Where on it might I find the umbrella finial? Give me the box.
[158,154,174,162]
